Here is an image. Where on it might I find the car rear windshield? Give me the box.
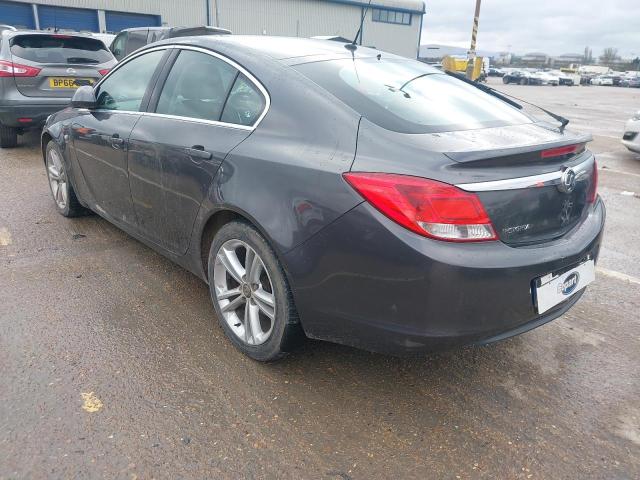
[294,57,533,134]
[10,34,112,65]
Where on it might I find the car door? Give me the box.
[127,47,268,254]
[70,48,167,226]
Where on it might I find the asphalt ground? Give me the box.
[1,78,639,479]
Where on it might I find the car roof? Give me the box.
[1,29,106,40]
[122,26,230,34]
[153,35,405,63]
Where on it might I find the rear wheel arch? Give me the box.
[199,208,289,283]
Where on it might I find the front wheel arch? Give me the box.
[41,131,53,164]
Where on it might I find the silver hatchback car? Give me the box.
[0,30,116,147]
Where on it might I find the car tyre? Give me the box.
[45,141,89,217]
[0,124,18,148]
[502,77,509,84]
[520,78,528,85]
[208,220,304,362]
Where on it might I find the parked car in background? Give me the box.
[110,26,231,61]
[42,36,603,361]
[591,76,614,86]
[621,74,640,88]
[555,71,576,86]
[91,33,116,49]
[0,30,116,148]
[488,67,504,77]
[502,70,542,85]
[533,71,559,86]
[622,111,640,153]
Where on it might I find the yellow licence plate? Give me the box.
[49,77,94,89]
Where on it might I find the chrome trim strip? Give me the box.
[456,155,594,192]
[140,111,253,131]
[92,45,270,132]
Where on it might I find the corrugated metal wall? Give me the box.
[7,0,206,26]
[4,0,423,58]
[213,0,361,40]
[362,11,422,58]
[211,0,421,58]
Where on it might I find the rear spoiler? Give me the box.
[445,71,570,133]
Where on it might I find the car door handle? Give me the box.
[186,145,212,160]
[110,134,124,148]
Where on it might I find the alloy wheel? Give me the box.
[213,239,276,346]
[47,148,68,209]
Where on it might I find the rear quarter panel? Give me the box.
[190,54,363,270]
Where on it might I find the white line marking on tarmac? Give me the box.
[599,168,640,179]
[0,227,12,246]
[597,267,640,286]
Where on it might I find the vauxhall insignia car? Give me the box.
[41,36,604,361]
[0,30,116,148]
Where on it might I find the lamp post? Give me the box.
[466,0,482,79]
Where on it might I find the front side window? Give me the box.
[295,58,533,134]
[220,73,266,126]
[10,34,113,64]
[156,50,238,122]
[96,49,164,111]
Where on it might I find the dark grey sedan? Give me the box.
[42,36,604,361]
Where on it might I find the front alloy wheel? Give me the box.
[47,146,69,210]
[45,141,89,217]
[213,239,276,346]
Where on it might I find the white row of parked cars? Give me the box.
[497,68,579,86]
[590,72,640,87]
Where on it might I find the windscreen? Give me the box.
[295,58,533,134]
[10,34,112,65]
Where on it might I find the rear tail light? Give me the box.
[0,60,41,78]
[343,172,497,242]
[98,69,110,76]
[540,143,584,159]
[587,160,598,203]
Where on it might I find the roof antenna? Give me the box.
[345,0,373,52]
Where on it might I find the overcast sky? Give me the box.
[421,0,640,58]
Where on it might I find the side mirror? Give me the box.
[71,85,97,109]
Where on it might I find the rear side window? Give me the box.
[96,49,164,111]
[10,34,113,65]
[155,50,237,122]
[221,74,266,126]
[295,58,533,134]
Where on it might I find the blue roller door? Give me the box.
[38,5,99,32]
[0,1,35,29]
[105,11,161,33]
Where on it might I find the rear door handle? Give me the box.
[110,134,124,148]
[186,145,212,160]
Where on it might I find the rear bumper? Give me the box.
[284,198,605,355]
[0,101,69,128]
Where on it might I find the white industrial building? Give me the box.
[0,0,426,58]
